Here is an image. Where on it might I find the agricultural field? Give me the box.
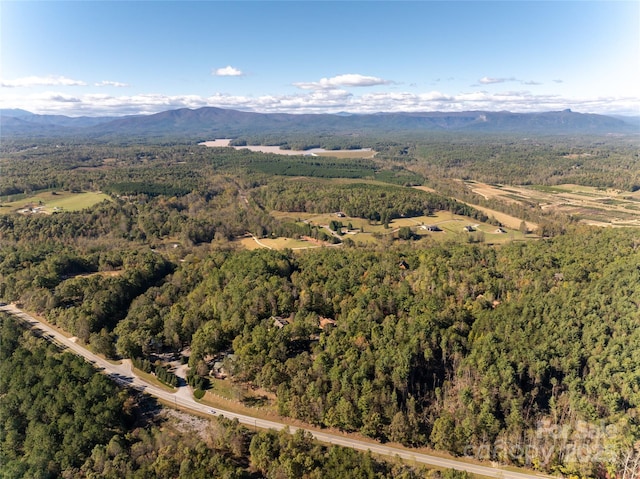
[0,190,111,214]
[235,235,326,251]
[269,209,530,248]
[463,181,640,227]
[313,149,377,159]
[414,185,538,231]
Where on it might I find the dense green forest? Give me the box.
[1,135,639,478]
[0,315,439,479]
[2,134,638,198]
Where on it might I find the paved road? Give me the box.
[1,304,555,479]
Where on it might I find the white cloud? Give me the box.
[419,91,454,102]
[95,80,129,87]
[294,74,392,90]
[0,75,87,88]
[213,66,244,77]
[479,76,517,85]
[45,93,82,103]
[1,88,638,117]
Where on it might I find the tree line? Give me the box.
[0,314,444,479]
[5,226,636,476]
[1,138,639,477]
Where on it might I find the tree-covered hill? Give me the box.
[2,107,636,139]
[0,315,434,479]
[1,138,639,477]
[3,225,638,476]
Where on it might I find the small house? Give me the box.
[211,361,227,378]
[319,317,336,330]
[210,353,236,379]
[271,316,289,329]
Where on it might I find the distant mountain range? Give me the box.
[1,107,638,139]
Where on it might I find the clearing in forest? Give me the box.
[0,191,111,214]
[263,210,531,250]
[461,181,640,227]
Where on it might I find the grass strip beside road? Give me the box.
[131,367,176,392]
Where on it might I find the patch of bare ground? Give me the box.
[465,182,521,204]
[199,140,376,158]
[198,139,232,147]
[161,408,211,439]
[468,204,537,231]
[413,185,437,193]
[67,270,123,279]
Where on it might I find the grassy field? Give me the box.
[264,210,529,250]
[314,149,377,159]
[463,181,640,227]
[386,212,528,244]
[235,235,324,250]
[0,191,111,213]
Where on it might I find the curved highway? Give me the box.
[0,303,555,479]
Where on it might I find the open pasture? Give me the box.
[268,210,528,249]
[314,149,377,159]
[388,212,528,244]
[0,191,111,214]
[463,181,640,227]
[235,235,324,251]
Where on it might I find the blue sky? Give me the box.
[1,1,638,116]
